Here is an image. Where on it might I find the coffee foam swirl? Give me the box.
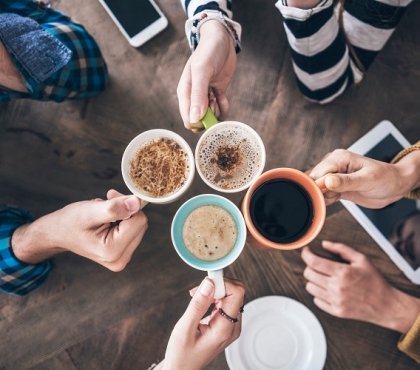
[197,124,262,190]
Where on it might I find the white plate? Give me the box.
[225,296,327,370]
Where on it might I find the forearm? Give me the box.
[0,40,27,92]
[11,214,63,265]
[286,0,322,9]
[0,207,53,295]
[382,288,420,334]
[153,361,165,370]
[395,150,420,195]
[200,20,235,50]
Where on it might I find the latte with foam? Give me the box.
[196,123,264,191]
[183,205,237,261]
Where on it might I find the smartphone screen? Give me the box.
[102,0,161,37]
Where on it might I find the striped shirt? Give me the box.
[181,0,233,19]
[181,0,413,103]
[0,0,108,102]
[0,207,52,296]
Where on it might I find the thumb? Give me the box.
[88,195,141,224]
[324,173,364,193]
[189,68,210,124]
[179,278,215,331]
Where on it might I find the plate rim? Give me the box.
[225,295,327,370]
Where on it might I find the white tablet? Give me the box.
[341,120,420,284]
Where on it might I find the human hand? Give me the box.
[0,40,27,92]
[177,20,237,131]
[12,189,148,271]
[160,277,245,370]
[302,241,420,333]
[309,149,419,208]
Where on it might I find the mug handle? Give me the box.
[208,269,225,299]
[139,200,149,209]
[191,107,218,133]
[124,199,148,220]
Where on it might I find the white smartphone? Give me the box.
[341,121,420,284]
[99,0,168,47]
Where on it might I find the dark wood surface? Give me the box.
[1,1,420,369]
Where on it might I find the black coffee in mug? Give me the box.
[250,179,314,243]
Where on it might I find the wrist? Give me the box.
[11,215,61,264]
[199,20,235,50]
[0,41,27,92]
[383,288,420,333]
[394,150,420,194]
[286,0,323,9]
[153,360,165,370]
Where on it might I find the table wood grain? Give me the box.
[0,1,419,369]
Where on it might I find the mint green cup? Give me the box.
[171,194,246,299]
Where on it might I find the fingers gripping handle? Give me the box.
[208,269,225,299]
[191,107,218,133]
[201,107,218,130]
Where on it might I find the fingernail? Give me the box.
[190,106,202,123]
[124,197,139,213]
[199,278,214,297]
[322,240,332,247]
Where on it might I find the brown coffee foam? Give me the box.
[129,138,189,198]
[183,205,237,261]
[197,126,262,190]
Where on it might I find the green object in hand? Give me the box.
[201,107,218,130]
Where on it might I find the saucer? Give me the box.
[225,296,327,370]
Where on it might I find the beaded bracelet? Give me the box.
[218,307,239,323]
[185,10,242,53]
[391,140,420,200]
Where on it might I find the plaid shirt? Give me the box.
[0,0,108,102]
[0,207,52,296]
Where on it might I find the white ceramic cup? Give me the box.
[121,129,195,205]
[195,115,266,193]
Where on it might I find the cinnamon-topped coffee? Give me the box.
[197,124,263,191]
[129,138,189,198]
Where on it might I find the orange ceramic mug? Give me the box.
[241,168,326,250]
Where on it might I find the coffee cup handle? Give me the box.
[208,269,225,299]
[139,200,149,210]
[191,107,218,133]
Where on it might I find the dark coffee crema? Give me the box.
[197,125,262,190]
[250,179,314,243]
[213,145,241,172]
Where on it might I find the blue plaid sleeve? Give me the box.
[0,0,108,102]
[0,207,52,296]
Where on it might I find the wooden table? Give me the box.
[0,1,419,369]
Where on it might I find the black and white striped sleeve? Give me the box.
[276,0,413,104]
[181,0,233,19]
[276,0,357,104]
[180,0,241,53]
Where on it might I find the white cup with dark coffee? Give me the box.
[121,129,195,206]
[195,108,266,193]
